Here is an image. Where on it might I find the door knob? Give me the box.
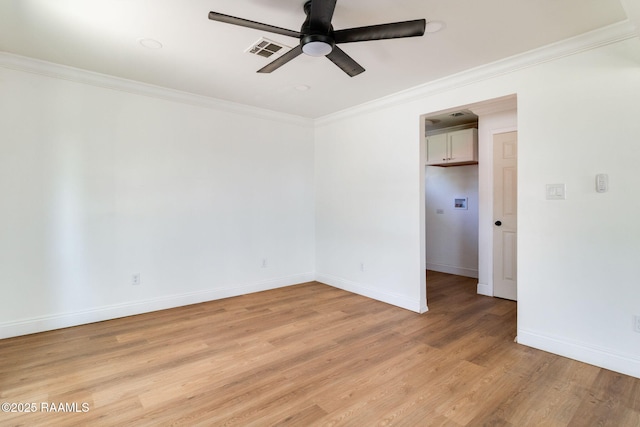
[495,220,502,226]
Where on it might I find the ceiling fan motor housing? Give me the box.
[301,1,335,56]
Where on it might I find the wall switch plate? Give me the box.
[436,209,444,214]
[261,259,268,268]
[596,174,608,193]
[634,315,640,333]
[546,183,566,200]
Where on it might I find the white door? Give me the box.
[493,131,517,300]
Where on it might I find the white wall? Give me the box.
[315,36,640,378]
[516,39,640,376]
[425,165,479,278]
[0,65,315,338]
[315,108,426,312]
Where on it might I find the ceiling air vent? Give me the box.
[245,38,290,59]
[450,111,465,117]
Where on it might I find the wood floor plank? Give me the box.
[1,271,639,426]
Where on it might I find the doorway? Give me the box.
[419,95,518,311]
[424,110,479,280]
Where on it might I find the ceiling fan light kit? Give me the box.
[301,35,334,57]
[208,0,426,77]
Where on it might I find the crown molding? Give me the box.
[620,0,640,37]
[1,19,635,129]
[0,52,314,128]
[316,20,637,126]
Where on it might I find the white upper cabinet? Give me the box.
[426,128,478,166]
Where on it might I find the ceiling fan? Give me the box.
[208,0,426,77]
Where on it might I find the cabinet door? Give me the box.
[425,133,448,165]
[448,129,477,163]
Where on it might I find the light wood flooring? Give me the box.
[1,271,639,426]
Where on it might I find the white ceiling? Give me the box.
[0,0,631,118]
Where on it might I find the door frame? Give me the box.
[477,123,518,298]
[490,128,518,299]
[419,95,517,311]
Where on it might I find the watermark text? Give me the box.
[2,402,90,413]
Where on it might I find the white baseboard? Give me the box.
[518,329,640,379]
[0,273,315,340]
[427,263,478,279]
[477,282,493,296]
[316,273,425,313]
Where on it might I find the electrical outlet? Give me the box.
[634,315,640,333]
[132,273,141,286]
[261,259,268,268]
[360,262,365,272]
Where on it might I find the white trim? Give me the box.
[316,20,636,126]
[419,116,428,315]
[317,273,426,313]
[620,0,640,37]
[490,126,519,135]
[427,263,478,278]
[518,329,640,379]
[0,273,315,340]
[477,282,492,296]
[475,124,519,299]
[468,95,517,117]
[0,52,314,128]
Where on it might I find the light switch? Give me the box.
[546,183,566,200]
